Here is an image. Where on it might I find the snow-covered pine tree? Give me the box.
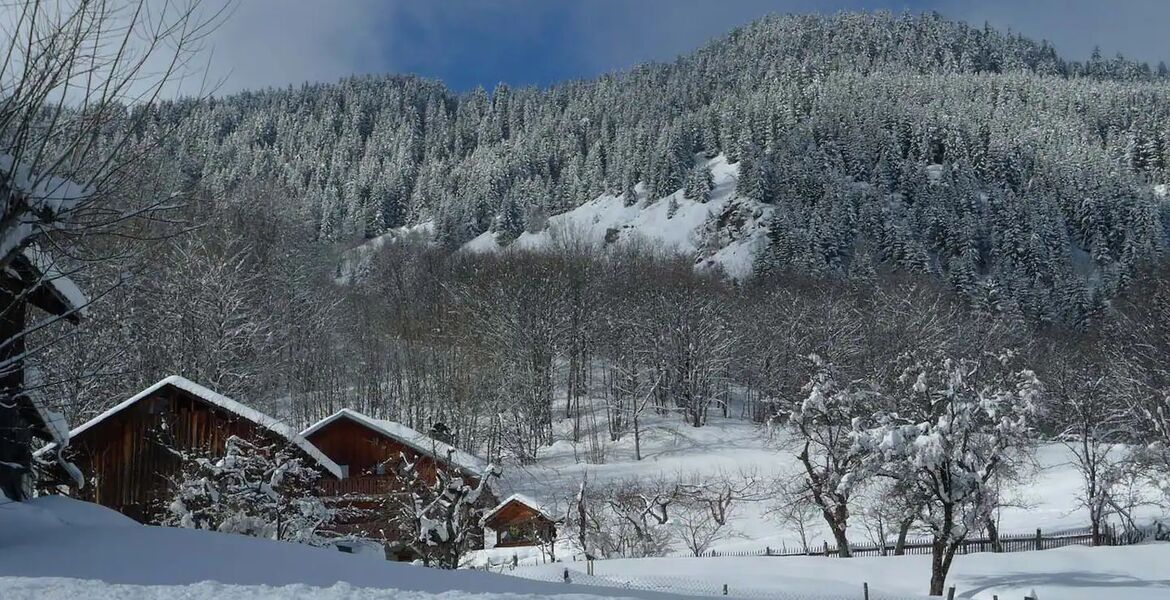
[684,164,715,203]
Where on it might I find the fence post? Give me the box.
[946,586,955,600]
[823,541,831,557]
[1035,528,1043,551]
[722,583,728,596]
[863,582,870,600]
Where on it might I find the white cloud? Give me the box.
[160,0,397,98]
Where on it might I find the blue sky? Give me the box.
[196,1,1170,95]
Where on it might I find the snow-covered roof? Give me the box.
[21,246,88,318]
[0,153,91,214]
[38,376,344,480]
[301,408,488,476]
[482,493,558,525]
[0,153,92,259]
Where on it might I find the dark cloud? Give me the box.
[183,0,1169,95]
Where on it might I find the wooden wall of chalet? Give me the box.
[305,416,475,487]
[306,415,495,559]
[62,386,295,524]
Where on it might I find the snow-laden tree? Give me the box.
[164,435,334,546]
[852,353,1042,596]
[772,355,876,557]
[684,164,714,203]
[394,450,499,569]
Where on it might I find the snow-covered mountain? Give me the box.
[462,155,770,279]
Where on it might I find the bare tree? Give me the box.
[0,0,223,500]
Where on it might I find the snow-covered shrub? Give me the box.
[392,450,500,569]
[163,435,334,546]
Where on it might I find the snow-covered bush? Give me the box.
[163,435,334,546]
[392,450,500,569]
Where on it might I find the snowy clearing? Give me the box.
[462,155,770,279]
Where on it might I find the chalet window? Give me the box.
[147,397,167,415]
[375,463,386,476]
[339,464,349,478]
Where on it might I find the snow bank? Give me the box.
[0,578,660,600]
[0,496,688,599]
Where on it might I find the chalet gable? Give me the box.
[301,408,487,477]
[482,493,558,528]
[39,375,343,480]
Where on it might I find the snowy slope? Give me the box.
[464,155,771,280]
[0,496,695,600]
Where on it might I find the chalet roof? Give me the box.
[482,493,558,525]
[37,376,344,480]
[1,155,90,464]
[301,408,488,475]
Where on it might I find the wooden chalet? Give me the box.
[482,493,558,548]
[37,376,344,523]
[301,408,496,560]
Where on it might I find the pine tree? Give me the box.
[684,164,715,203]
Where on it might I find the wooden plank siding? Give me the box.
[305,415,480,489]
[58,385,329,524]
[483,500,556,548]
[304,413,496,558]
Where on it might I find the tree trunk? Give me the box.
[985,518,1002,552]
[929,536,948,596]
[894,517,913,555]
[929,505,957,596]
[633,413,642,461]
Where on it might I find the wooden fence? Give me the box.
[699,523,1146,559]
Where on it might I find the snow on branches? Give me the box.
[164,435,334,546]
[772,354,876,557]
[394,449,500,569]
[850,352,1042,595]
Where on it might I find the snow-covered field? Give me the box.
[0,495,690,600]
[465,155,771,280]
[337,154,772,281]
[468,394,1170,599]
[489,405,1164,559]
[512,544,1170,600]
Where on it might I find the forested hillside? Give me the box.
[126,12,1170,322]
[40,12,1170,466]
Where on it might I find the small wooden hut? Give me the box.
[481,493,558,548]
